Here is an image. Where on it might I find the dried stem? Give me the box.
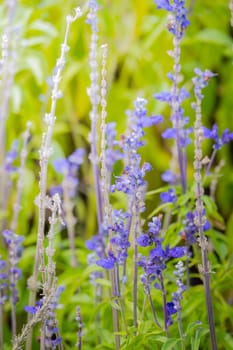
[26,9,82,350]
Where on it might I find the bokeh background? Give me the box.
[1,0,233,348]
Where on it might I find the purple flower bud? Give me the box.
[160,188,177,203]
[137,234,151,247]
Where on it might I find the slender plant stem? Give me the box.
[63,178,78,267]
[110,268,120,350]
[159,274,168,336]
[147,287,161,328]
[133,218,139,330]
[194,90,217,350]
[205,148,217,176]
[0,304,3,349]
[172,35,187,194]
[26,10,82,350]
[11,122,31,232]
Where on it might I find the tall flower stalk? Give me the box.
[99,43,121,350]
[154,0,190,193]
[26,8,82,350]
[192,68,217,350]
[10,122,31,232]
[87,0,103,228]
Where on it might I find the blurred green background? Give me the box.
[1,0,233,348]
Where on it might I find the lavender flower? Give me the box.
[4,140,18,173]
[180,211,210,245]
[192,67,217,350]
[0,258,7,305]
[160,188,177,203]
[44,286,64,349]
[154,0,190,39]
[154,1,190,193]
[105,122,122,173]
[203,124,233,150]
[171,260,186,336]
[2,229,24,305]
[53,148,85,198]
[76,306,83,350]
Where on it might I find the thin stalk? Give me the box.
[110,268,120,350]
[147,287,161,328]
[177,308,185,345]
[63,177,78,267]
[185,244,190,287]
[133,219,139,330]
[159,274,168,336]
[11,122,31,232]
[0,303,3,348]
[141,295,147,322]
[26,10,82,350]
[11,304,16,340]
[194,86,217,350]
[172,35,187,194]
[99,43,120,349]
[205,148,217,176]
[87,3,103,228]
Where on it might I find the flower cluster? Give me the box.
[25,286,64,348]
[160,188,177,203]
[0,257,7,305]
[180,211,210,245]
[5,140,18,173]
[154,0,190,39]
[138,216,185,292]
[112,98,162,210]
[192,68,216,101]
[203,124,233,150]
[53,148,85,198]
[105,122,122,173]
[172,260,186,313]
[2,229,24,305]
[44,286,64,349]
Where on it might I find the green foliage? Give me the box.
[0,0,233,349]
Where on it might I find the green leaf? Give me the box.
[95,278,111,288]
[193,29,232,47]
[24,54,44,85]
[29,20,58,37]
[161,339,180,350]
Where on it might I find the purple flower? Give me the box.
[192,68,216,100]
[109,210,130,265]
[24,305,38,315]
[96,252,116,270]
[137,234,151,247]
[0,257,7,305]
[204,124,233,150]
[167,246,186,258]
[53,148,84,198]
[160,188,177,203]
[68,148,85,165]
[53,158,69,174]
[154,91,172,104]
[166,301,177,326]
[154,0,172,11]
[154,0,190,39]
[105,122,122,172]
[162,128,176,139]
[44,286,64,347]
[161,170,177,184]
[5,141,19,173]
[2,230,24,305]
